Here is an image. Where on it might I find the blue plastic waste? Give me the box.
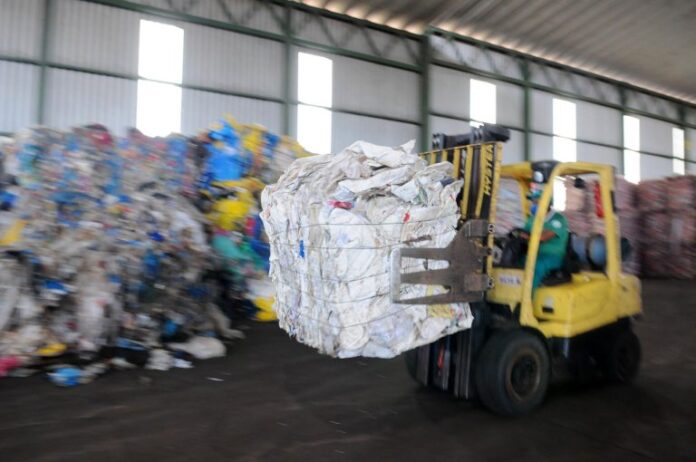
[48,367,82,387]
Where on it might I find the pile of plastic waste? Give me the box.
[0,116,309,384]
[261,140,472,359]
[196,117,311,322]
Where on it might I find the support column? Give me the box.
[618,86,627,175]
[419,29,431,152]
[521,58,531,161]
[37,0,53,125]
[282,3,292,136]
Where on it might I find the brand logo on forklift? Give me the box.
[499,275,521,286]
[482,146,494,196]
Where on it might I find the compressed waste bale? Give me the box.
[665,244,696,279]
[669,210,696,244]
[564,178,589,212]
[666,175,696,211]
[261,140,472,358]
[617,211,641,275]
[614,175,636,211]
[494,178,525,236]
[641,244,669,278]
[565,210,592,236]
[641,211,669,245]
[636,179,668,212]
[664,210,696,279]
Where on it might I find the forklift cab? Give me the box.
[488,161,641,339]
[397,126,642,415]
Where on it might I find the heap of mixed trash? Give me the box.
[0,117,309,385]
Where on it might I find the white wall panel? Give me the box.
[45,69,136,132]
[497,81,523,128]
[640,116,673,156]
[504,129,525,164]
[529,63,620,106]
[430,36,522,80]
[332,113,418,153]
[577,143,621,170]
[430,66,468,119]
[0,0,42,59]
[185,0,284,35]
[430,115,470,138]
[184,24,283,98]
[687,108,696,127]
[640,154,673,180]
[626,90,679,120]
[0,62,38,132]
[332,55,419,121]
[182,89,282,135]
[531,91,553,133]
[530,133,553,161]
[50,0,139,75]
[293,12,418,65]
[577,101,621,146]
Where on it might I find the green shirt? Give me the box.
[523,210,569,258]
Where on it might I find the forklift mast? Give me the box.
[393,124,509,398]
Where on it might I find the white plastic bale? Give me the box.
[261,140,473,358]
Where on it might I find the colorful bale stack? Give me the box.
[617,210,641,275]
[636,179,670,277]
[564,177,589,212]
[494,179,525,236]
[665,175,696,279]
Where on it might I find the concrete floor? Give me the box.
[1,279,695,461]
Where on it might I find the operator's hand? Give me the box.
[509,228,529,240]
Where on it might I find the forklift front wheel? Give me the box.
[475,330,550,416]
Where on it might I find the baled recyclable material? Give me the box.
[261,140,473,359]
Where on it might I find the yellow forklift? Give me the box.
[393,125,641,415]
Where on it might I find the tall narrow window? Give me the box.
[623,116,640,183]
[673,127,685,175]
[136,20,184,136]
[469,79,496,128]
[297,52,332,154]
[552,98,577,210]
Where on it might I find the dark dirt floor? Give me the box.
[1,279,695,462]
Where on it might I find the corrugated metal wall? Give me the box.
[332,114,418,153]
[181,90,283,135]
[50,1,140,75]
[183,24,284,99]
[0,0,42,59]
[0,0,693,179]
[0,62,38,132]
[44,69,137,132]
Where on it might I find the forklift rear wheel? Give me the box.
[475,330,550,416]
[600,328,641,382]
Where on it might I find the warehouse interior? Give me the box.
[1,0,695,460]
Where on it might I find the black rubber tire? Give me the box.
[599,328,641,383]
[404,348,419,383]
[475,330,550,416]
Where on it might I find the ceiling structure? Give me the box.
[295,0,696,104]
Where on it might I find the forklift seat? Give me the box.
[540,233,581,287]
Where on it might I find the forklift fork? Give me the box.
[390,219,494,305]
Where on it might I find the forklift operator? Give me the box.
[518,180,569,290]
